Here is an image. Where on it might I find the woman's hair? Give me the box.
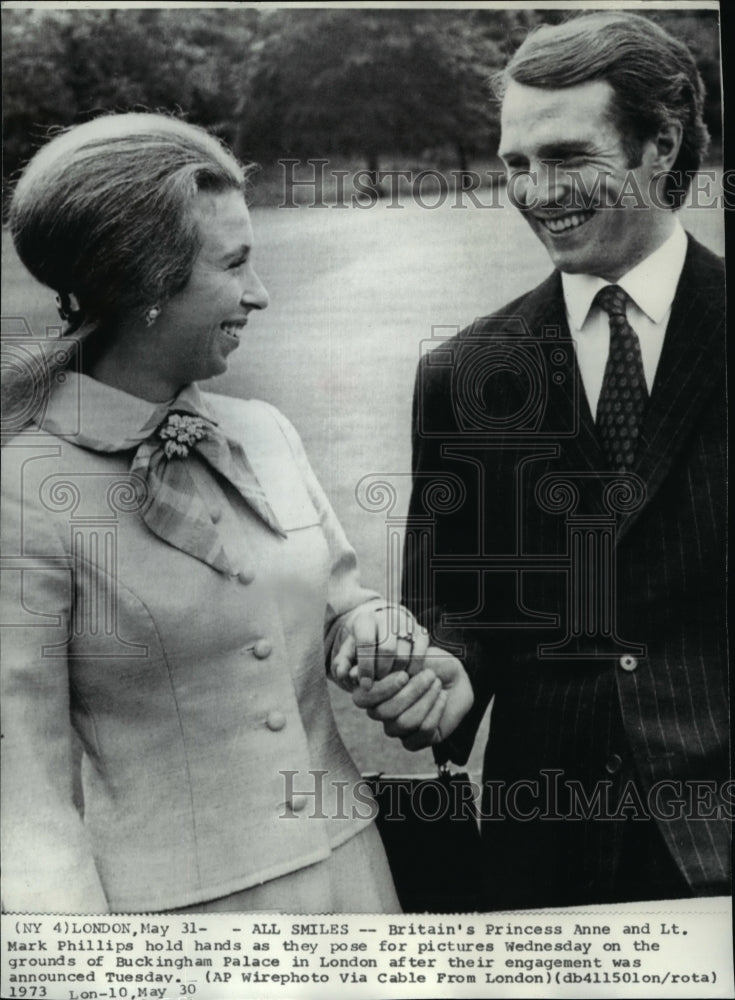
[3,113,250,438]
[10,112,248,327]
[494,11,709,208]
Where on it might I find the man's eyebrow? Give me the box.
[500,139,596,161]
[537,140,595,157]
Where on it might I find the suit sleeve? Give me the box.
[1,470,109,913]
[264,406,383,676]
[401,352,496,766]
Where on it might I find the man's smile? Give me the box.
[536,209,596,235]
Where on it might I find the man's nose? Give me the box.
[524,161,566,210]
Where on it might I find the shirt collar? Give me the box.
[562,219,688,330]
[38,372,211,452]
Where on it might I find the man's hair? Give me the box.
[10,112,249,329]
[496,12,710,208]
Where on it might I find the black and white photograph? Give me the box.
[1,1,732,997]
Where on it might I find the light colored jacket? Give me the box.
[1,377,380,912]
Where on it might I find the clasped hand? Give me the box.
[331,604,472,751]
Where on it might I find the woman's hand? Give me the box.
[352,646,473,751]
[330,603,430,692]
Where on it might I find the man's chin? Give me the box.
[527,217,603,273]
[534,235,606,276]
[540,244,590,274]
[554,259,588,275]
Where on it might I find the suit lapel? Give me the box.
[517,237,724,538]
[521,274,607,515]
[617,235,725,540]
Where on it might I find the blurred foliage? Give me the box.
[2,8,259,180]
[2,6,723,185]
[240,9,504,172]
[645,9,724,147]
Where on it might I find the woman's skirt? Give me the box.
[168,821,401,913]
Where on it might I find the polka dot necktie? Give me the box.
[594,285,649,470]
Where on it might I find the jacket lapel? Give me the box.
[616,235,725,540]
[518,236,724,538]
[521,273,607,518]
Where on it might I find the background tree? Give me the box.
[2,6,722,193]
[2,8,258,182]
[241,9,503,178]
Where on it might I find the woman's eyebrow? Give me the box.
[220,243,250,263]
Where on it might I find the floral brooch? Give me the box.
[158,412,208,459]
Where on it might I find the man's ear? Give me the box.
[652,123,683,170]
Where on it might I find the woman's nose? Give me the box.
[242,268,269,311]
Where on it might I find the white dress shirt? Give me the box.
[561,221,688,415]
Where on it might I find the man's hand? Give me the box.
[352,646,473,751]
[330,603,430,692]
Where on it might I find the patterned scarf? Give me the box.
[40,377,285,575]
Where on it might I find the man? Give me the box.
[400,12,729,909]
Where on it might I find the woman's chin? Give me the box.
[209,346,237,377]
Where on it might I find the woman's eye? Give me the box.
[228,258,246,270]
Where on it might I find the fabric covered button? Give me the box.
[266,711,286,731]
[237,568,255,584]
[253,639,272,660]
[619,655,638,672]
[290,795,309,812]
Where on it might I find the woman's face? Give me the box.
[145,188,269,396]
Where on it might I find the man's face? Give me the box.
[498,79,668,281]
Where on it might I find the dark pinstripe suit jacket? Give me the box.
[402,234,729,907]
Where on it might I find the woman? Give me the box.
[1,113,471,914]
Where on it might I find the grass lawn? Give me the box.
[1,190,724,777]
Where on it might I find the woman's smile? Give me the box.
[141,189,269,396]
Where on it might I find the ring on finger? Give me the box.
[396,632,414,645]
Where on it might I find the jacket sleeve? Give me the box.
[1,463,109,913]
[264,406,383,676]
[401,352,496,766]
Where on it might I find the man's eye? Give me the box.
[557,152,587,167]
[228,258,246,270]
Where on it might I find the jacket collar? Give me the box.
[38,373,212,452]
[620,233,725,537]
[508,234,723,539]
[561,220,687,329]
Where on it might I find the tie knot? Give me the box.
[595,284,628,318]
